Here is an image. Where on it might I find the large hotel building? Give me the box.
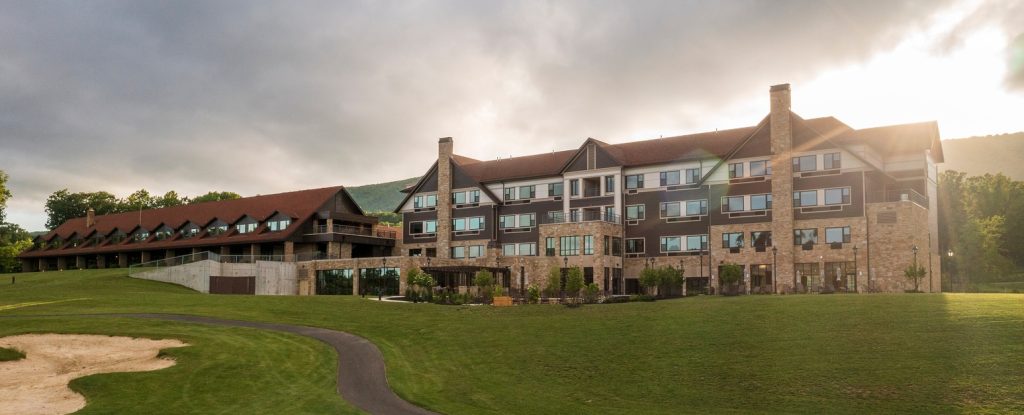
[20,84,943,295]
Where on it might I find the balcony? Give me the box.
[867,188,928,208]
[542,210,621,225]
[311,224,397,239]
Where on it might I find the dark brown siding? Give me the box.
[403,210,439,243]
[496,200,561,244]
[418,166,439,193]
[708,181,773,225]
[569,196,613,208]
[624,188,710,253]
[451,205,493,242]
[793,171,864,220]
[565,151,588,172]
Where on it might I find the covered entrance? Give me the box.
[422,266,511,293]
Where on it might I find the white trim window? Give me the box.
[825,226,851,244]
[453,217,485,231]
[824,187,851,205]
[660,171,681,186]
[728,162,744,179]
[625,174,644,189]
[452,190,480,204]
[685,200,708,216]
[660,236,682,253]
[413,194,438,209]
[518,243,537,256]
[750,194,772,210]
[750,160,771,177]
[723,196,745,213]
[626,204,646,220]
[685,168,701,184]
[268,218,291,232]
[660,202,682,218]
[793,155,817,172]
[409,220,437,235]
[794,190,818,207]
[685,235,708,251]
[625,238,645,254]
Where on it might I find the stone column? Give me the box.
[38,258,47,271]
[250,244,259,261]
[327,242,341,259]
[57,257,67,270]
[284,241,295,262]
[96,255,107,269]
[353,268,361,296]
[118,254,128,268]
[338,243,353,259]
[140,251,151,263]
[75,256,86,269]
[768,83,796,292]
[436,137,453,258]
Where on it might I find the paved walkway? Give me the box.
[2,313,438,415]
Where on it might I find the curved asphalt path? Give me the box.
[2,313,438,415]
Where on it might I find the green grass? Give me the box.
[0,346,25,361]
[969,280,1024,293]
[2,269,1023,414]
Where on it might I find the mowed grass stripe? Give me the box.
[1,270,1021,414]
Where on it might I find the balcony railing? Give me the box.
[867,188,929,208]
[542,210,621,225]
[311,224,397,239]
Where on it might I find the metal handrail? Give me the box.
[867,188,929,207]
[310,224,397,239]
[542,210,621,225]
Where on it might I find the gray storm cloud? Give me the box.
[1,0,1013,230]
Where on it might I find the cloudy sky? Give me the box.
[2,0,1022,231]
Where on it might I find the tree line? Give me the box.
[44,189,241,230]
[938,170,1024,285]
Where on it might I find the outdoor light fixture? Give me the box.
[852,245,859,293]
[563,256,568,269]
[946,249,954,257]
[771,245,778,294]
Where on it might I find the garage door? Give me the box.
[209,276,255,295]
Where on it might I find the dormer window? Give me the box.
[154,226,174,240]
[235,217,258,234]
[180,223,200,239]
[49,237,63,248]
[109,231,126,244]
[132,229,150,242]
[206,220,228,236]
[413,194,437,209]
[267,214,291,232]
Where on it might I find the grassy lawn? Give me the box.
[0,346,25,361]
[969,280,1024,293]
[1,269,1023,414]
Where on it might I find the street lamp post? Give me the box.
[912,245,920,292]
[946,249,955,291]
[379,257,387,301]
[853,245,859,293]
[771,246,778,294]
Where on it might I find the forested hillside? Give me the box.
[941,132,1024,180]
[347,177,419,212]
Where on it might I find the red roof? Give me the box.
[20,186,353,258]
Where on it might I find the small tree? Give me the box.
[527,285,541,304]
[658,266,684,297]
[903,263,927,292]
[474,269,495,303]
[718,263,743,296]
[639,267,660,296]
[545,267,562,299]
[564,266,585,305]
[406,267,435,303]
[582,283,600,304]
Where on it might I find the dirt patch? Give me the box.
[0,334,188,415]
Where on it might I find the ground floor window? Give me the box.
[794,262,820,291]
[625,278,640,295]
[316,269,353,295]
[359,267,400,296]
[824,261,856,291]
[750,264,772,292]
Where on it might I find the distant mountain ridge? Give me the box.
[345,132,1024,213]
[940,132,1024,180]
[347,177,419,213]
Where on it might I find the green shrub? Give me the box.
[474,270,495,303]
[602,295,629,304]
[545,267,562,299]
[629,294,656,302]
[565,267,584,305]
[583,283,600,304]
[527,285,540,304]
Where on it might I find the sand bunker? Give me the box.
[0,334,188,415]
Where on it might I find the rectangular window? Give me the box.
[423,220,436,233]
[793,155,817,172]
[685,168,701,184]
[728,163,744,179]
[583,235,594,255]
[825,226,851,244]
[470,190,479,203]
[502,243,516,256]
[724,196,745,212]
[625,174,644,189]
[504,187,515,201]
[626,204,645,220]
[685,200,708,216]
[605,176,615,193]
[722,232,744,248]
[660,236,681,252]
[453,218,465,231]
[519,213,535,227]
[686,235,708,251]
[824,187,851,205]
[750,160,770,177]
[519,185,536,199]
[451,246,466,259]
[499,215,515,229]
[452,191,466,204]
[626,238,645,254]
[548,182,563,197]
[823,152,842,170]
[660,202,681,218]
[611,237,622,256]
[750,194,772,210]
[794,190,818,207]
[660,171,680,186]
[560,236,581,256]
[414,194,437,208]
[751,231,772,247]
[468,217,484,230]
[570,179,580,196]
[546,237,556,256]
[468,245,484,258]
[794,229,818,245]
[236,223,256,234]
[518,243,537,256]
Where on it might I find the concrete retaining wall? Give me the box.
[132,260,298,295]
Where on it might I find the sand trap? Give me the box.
[0,334,189,415]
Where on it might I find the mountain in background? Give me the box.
[345,132,1024,215]
[940,132,1024,180]
[347,177,420,213]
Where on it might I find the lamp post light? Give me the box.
[912,245,920,292]
[946,249,955,291]
[852,245,859,293]
[379,257,387,301]
[771,245,778,294]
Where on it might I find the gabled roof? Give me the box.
[834,121,943,162]
[21,186,356,258]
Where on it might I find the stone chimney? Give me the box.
[768,83,796,292]
[436,137,453,258]
[86,208,96,228]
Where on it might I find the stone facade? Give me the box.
[866,202,940,292]
[769,83,796,291]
